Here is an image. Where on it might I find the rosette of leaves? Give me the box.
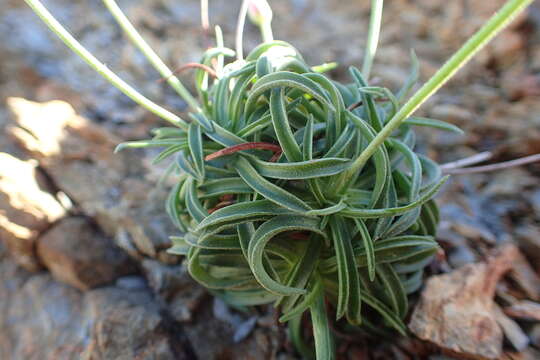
[118,40,453,356]
[25,0,533,358]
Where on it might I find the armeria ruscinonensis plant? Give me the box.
[25,0,533,358]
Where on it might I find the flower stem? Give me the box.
[361,0,384,80]
[235,0,250,61]
[342,0,533,188]
[24,0,189,130]
[259,21,274,43]
[102,0,200,112]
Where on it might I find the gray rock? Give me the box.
[142,259,206,322]
[0,258,193,360]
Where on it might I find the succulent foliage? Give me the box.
[24,0,534,358]
[119,41,452,354]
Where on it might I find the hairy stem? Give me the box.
[24,0,189,130]
[341,0,533,189]
[102,0,200,111]
[362,0,384,79]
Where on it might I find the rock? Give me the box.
[515,223,540,268]
[409,244,520,360]
[0,258,193,360]
[501,73,540,101]
[6,97,177,260]
[37,217,136,290]
[504,300,540,322]
[507,250,540,301]
[0,152,65,271]
[493,305,529,351]
[530,324,540,348]
[429,104,474,126]
[142,259,206,322]
[183,297,278,360]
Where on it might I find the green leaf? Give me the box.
[404,116,464,134]
[246,40,301,61]
[198,177,252,198]
[319,235,439,273]
[279,275,322,322]
[270,88,303,161]
[249,156,351,180]
[329,216,362,324]
[152,144,186,164]
[346,111,390,206]
[188,122,205,179]
[196,199,293,231]
[305,201,347,216]
[354,219,375,281]
[341,176,448,218]
[187,247,251,289]
[185,177,208,223]
[387,138,422,201]
[310,287,336,360]
[245,71,334,117]
[376,263,408,319]
[248,216,324,295]
[189,111,214,132]
[115,139,184,152]
[234,157,312,212]
[302,116,314,161]
[360,292,407,335]
[176,150,201,180]
[166,178,187,231]
[277,238,322,312]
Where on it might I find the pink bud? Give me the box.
[248,0,273,26]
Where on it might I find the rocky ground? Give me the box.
[0,0,539,359]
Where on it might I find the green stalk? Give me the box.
[341,0,533,188]
[102,0,200,112]
[24,0,189,130]
[235,0,250,60]
[361,0,384,79]
[310,288,335,360]
[259,21,274,43]
[215,25,225,76]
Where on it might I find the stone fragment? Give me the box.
[37,217,136,290]
[504,300,540,322]
[508,251,540,301]
[409,244,519,360]
[493,305,529,351]
[142,259,206,322]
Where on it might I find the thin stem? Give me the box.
[201,0,209,31]
[443,153,540,175]
[215,25,225,75]
[236,0,250,61]
[259,21,274,43]
[440,151,493,170]
[361,0,384,79]
[102,0,200,111]
[23,0,189,130]
[341,0,533,189]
